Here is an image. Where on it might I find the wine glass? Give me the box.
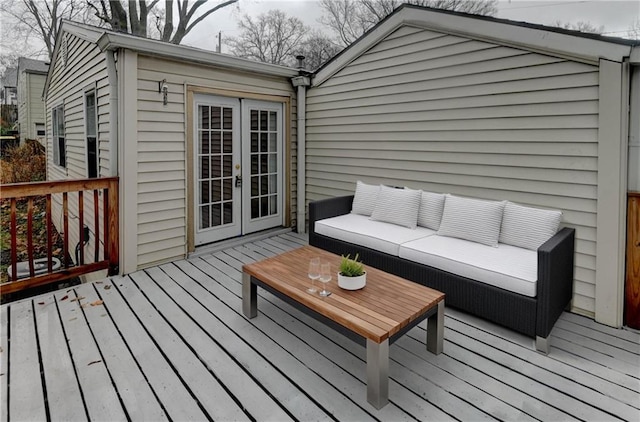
[307,257,320,293]
[318,262,332,297]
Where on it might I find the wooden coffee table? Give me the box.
[242,245,445,409]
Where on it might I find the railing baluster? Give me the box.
[10,198,17,281]
[27,198,34,277]
[47,194,52,273]
[104,187,109,262]
[94,190,100,263]
[78,191,84,265]
[63,192,69,268]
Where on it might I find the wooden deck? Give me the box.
[1,232,639,421]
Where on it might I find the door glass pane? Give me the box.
[223,202,233,224]
[200,106,209,129]
[199,131,210,154]
[223,107,233,130]
[211,132,220,154]
[211,107,221,129]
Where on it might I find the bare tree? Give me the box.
[226,10,308,66]
[0,0,93,61]
[90,0,238,44]
[627,17,640,40]
[320,0,498,47]
[552,20,604,34]
[297,30,342,70]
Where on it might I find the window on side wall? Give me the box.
[52,105,66,168]
[36,123,45,137]
[85,91,98,178]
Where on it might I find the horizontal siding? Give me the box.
[135,55,296,269]
[306,27,599,316]
[45,33,110,267]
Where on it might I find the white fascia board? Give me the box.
[96,32,298,78]
[631,46,640,64]
[403,9,631,63]
[314,7,633,86]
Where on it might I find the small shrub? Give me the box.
[339,253,365,277]
[1,140,46,183]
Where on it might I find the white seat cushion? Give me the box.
[399,235,538,297]
[315,214,435,256]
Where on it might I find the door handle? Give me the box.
[235,174,242,187]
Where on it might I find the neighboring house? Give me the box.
[17,57,49,143]
[44,21,300,276]
[305,5,640,329]
[0,67,17,106]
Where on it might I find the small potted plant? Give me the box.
[338,253,366,290]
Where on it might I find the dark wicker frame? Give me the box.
[309,195,575,347]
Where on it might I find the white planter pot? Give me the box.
[338,272,366,290]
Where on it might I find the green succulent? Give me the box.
[339,253,365,277]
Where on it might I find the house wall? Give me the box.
[18,71,46,141]
[306,26,602,317]
[45,32,110,266]
[129,54,297,270]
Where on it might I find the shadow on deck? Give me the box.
[1,231,638,421]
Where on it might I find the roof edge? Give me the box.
[313,5,634,86]
[96,31,298,78]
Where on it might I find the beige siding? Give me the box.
[45,33,110,266]
[18,71,46,141]
[306,26,599,316]
[135,55,296,269]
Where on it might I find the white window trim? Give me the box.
[84,86,99,178]
[52,104,66,169]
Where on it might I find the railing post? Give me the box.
[107,179,119,275]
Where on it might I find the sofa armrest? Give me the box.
[536,227,575,339]
[309,195,354,227]
[309,195,354,245]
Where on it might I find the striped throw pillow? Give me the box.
[417,191,446,230]
[437,195,505,247]
[351,181,380,216]
[499,202,562,250]
[371,185,421,229]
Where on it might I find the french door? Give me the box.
[194,94,284,245]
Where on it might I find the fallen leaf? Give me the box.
[60,295,69,301]
[68,317,77,322]
[81,303,88,308]
[95,281,103,284]
[104,285,111,290]
[87,360,101,366]
[101,314,107,317]
[70,296,85,302]
[37,301,45,305]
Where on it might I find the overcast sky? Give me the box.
[181,0,640,52]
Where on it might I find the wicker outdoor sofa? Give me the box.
[309,183,576,353]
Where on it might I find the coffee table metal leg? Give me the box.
[366,338,389,409]
[242,272,257,318]
[427,300,444,354]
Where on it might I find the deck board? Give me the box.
[2,232,639,421]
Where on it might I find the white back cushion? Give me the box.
[499,202,562,250]
[417,191,446,230]
[351,181,380,216]
[437,194,505,247]
[371,186,421,229]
